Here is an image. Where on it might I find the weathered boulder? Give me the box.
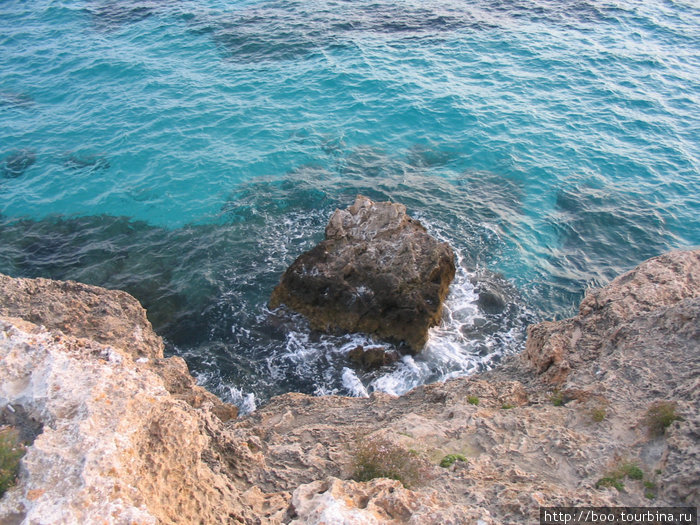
[270,195,456,352]
[1,149,35,178]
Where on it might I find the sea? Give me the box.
[1,0,698,413]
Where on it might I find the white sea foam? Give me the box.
[341,367,369,398]
[187,365,258,415]
[226,386,257,415]
[364,265,486,397]
[370,355,429,396]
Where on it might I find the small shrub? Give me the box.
[501,403,514,410]
[644,401,681,436]
[596,476,624,491]
[439,454,467,468]
[596,460,646,492]
[643,480,657,500]
[619,462,644,480]
[351,436,432,488]
[551,390,564,407]
[591,406,607,422]
[0,427,25,497]
[467,395,479,406]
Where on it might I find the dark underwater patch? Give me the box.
[341,146,405,180]
[550,185,672,284]
[335,2,467,34]
[87,0,168,31]
[1,149,36,179]
[220,165,338,225]
[320,135,346,156]
[0,213,246,347]
[406,143,458,169]
[453,170,523,226]
[0,92,35,110]
[186,0,486,63]
[485,0,628,28]
[63,152,111,172]
[211,23,320,62]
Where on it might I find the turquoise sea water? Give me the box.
[2,0,698,410]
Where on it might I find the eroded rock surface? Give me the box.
[1,249,699,524]
[0,274,163,359]
[270,195,456,352]
[523,249,700,384]
[0,318,260,524]
[0,274,236,422]
[252,250,700,521]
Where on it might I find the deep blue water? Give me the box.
[1,0,698,410]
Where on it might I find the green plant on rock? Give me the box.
[439,454,467,468]
[619,462,643,480]
[596,476,624,491]
[351,436,432,489]
[551,390,565,407]
[643,480,657,500]
[590,406,607,422]
[0,427,25,497]
[501,403,514,410]
[467,395,479,406]
[596,460,646,492]
[644,401,682,436]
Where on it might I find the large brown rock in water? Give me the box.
[269,195,456,352]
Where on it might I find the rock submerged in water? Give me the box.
[348,345,400,369]
[63,152,111,171]
[269,195,456,352]
[1,149,36,178]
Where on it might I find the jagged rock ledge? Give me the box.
[1,250,698,524]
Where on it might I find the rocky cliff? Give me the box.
[1,250,698,524]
